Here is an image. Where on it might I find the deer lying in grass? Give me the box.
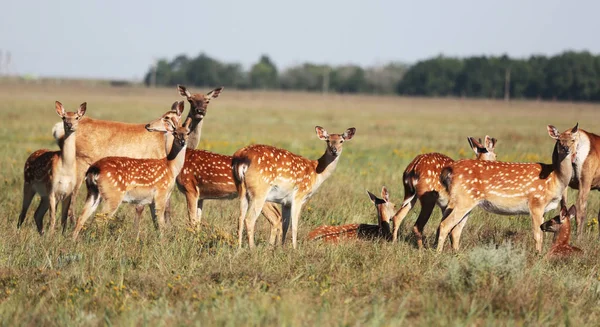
[436,124,578,253]
[233,126,356,249]
[392,136,498,248]
[18,101,87,234]
[175,149,284,244]
[540,204,582,257]
[53,85,222,225]
[72,102,190,240]
[308,186,395,242]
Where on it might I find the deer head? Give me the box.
[540,204,576,233]
[315,126,356,157]
[145,101,184,133]
[56,101,86,133]
[177,85,223,120]
[367,186,396,226]
[548,123,579,163]
[468,135,497,160]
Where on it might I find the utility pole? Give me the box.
[504,67,511,102]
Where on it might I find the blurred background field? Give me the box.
[0,83,599,325]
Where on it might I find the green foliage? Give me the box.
[250,55,278,89]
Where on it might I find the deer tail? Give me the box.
[401,170,419,208]
[84,166,102,208]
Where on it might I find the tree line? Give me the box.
[144,51,600,102]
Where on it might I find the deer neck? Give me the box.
[314,150,340,189]
[60,129,77,169]
[551,143,574,188]
[379,220,392,241]
[186,115,204,150]
[555,219,571,246]
[165,137,188,178]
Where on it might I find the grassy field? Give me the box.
[1,83,600,326]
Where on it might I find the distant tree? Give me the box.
[143,59,172,86]
[330,65,367,93]
[397,55,463,96]
[364,62,408,94]
[250,55,278,89]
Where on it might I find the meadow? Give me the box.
[0,83,599,326]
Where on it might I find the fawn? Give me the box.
[72,101,190,240]
[18,101,87,234]
[232,126,356,249]
[540,204,582,257]
[392,136,497,248]
[308,186,396,242]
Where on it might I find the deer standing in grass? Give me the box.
[560,126,600,236]
[436,124,578,253]
[175,149,284,244]
[308,186,395,242]
[72,102,190,240]
[392,136,498,248]
[53,85,222,225]
[18,101,87,234]
[232,126,356,249]
[540,204,582,257]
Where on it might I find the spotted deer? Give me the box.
[562,126,600,236]
[308,186,395,242]
[53,85,222,225]
[175,149,284,244]
[392,136,498,248]
[436,124,578,253]
[232,126,356,249]
[18,101,87,235]
[540,204,582,257]
[72,102,190,240]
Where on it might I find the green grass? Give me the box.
[1,84,600,326]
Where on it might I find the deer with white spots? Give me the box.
[18,101,87,235]
[308,186,395,243]
[561,125,600,236]
[435,124,578,253]
[540,204,582,257]
[391,136,498,248]
[175,150,284,244]
[232,126,356,249]
[72,101,190,240]
[52,85,222,225]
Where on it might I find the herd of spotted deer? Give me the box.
[18,85,600,258]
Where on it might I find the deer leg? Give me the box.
[196,200,204,226]
[150,201,166,236]
[47,194,58,235]
[281,204,291,246]
[436,205,472,252]
[33,197,50,235]
[237,192,249,249]
[290,200,304,250]
[164,197,172,225]
[392,196,417,243]
[261,202,282,246]
[413,194,437,249]
[133,205,145,237]
[576,178,592,236]
[68,162,88,225]
[18,183,35,229]
[60,195,72,234]
[244,194,268,249]
[449,213,470,251]
[529,206,545,253]
[72,189,103,241]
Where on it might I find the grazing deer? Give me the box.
[174,149,284,244]
[308,186,395,242]
[53,85,222,225]
[540,204,582,257]
[435,124,578,253]
[561,126,600,236]
[232,126,356,249]
[72,102,190,240]
[392,136,498,248]
[18,101,87,234]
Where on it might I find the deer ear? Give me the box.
[77,102,87,117]
[567,205,577,218]
[343,127,356,140]
[571,123,579,135]
[467,137,484,155]
[485,135,496,151]
[315,126,329,140]
[176,100,185,116]
[381,186,390,202]
[55,101,66,117]
[205,87,223,101]
[366,190,378,204]
[547,125,560,139]
[177,85,191,98]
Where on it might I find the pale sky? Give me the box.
[1,0,599,80]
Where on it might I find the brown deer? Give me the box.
[174,149,284,244]
[53,85,222,225]
[72,102,190,240]
[561,126,600,236]
[392,136,498,248]
[18,101,87,235]
[308,186,395,242]
[232,126,356,249]
[540,204,582,257]
[435,124,578,253]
